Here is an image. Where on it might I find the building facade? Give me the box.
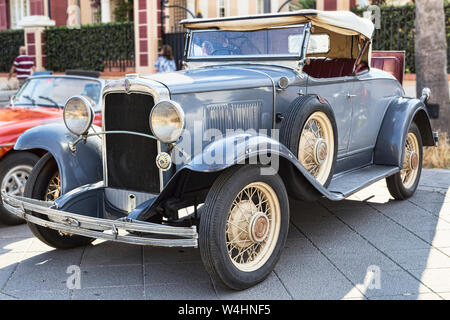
[0,0,119,30]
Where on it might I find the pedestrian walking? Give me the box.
[8,46,35,87]
[154,45,176,73]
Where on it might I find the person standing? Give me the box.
[8,46,35,87]
[154,45,176,73]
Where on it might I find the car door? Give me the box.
[306,77,353,157]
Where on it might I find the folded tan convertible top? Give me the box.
[180,9,374,40]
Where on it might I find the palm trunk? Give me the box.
[415,0,449,133]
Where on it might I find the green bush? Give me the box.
[353,4,450,74]
[44,22,134,72]
[0,30,25,72]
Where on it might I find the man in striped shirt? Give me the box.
[8,46,35,87]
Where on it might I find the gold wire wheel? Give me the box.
[226,182,281,272]
[401,132,420,189]
[298,111,334,185]
[45,172,61,202]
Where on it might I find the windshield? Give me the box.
[13,77,102,109]
[188,26,305,59]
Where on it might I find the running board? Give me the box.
[328,165,399,198]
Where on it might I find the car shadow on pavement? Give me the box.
[0,171,449,300]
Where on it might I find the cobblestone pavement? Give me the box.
[0,169,449,300]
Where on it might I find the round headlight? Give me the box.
[150,100,185,143]
[63,96,94,136]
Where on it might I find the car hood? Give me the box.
[0,106,61,142]
[144,64,298,94]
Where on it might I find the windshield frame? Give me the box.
[185,24,308,62]
[13,75,104,111]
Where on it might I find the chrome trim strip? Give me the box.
[101,77,170,193]
[0,143,15,148]
[1,192,198,248]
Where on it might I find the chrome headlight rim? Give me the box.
[150,100,185,144]
[63,95,95,136]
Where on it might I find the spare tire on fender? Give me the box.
[279,95,338,201]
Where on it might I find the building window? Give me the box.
[9,0,29,29]
[256,0,264,14]
[218,0,226,17]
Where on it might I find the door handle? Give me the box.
[347,93,357,98]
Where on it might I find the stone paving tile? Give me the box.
[274,253,362,300]
[439,292,450,300]
[72,285,145,300]
[409,268,450,293]
[412,230,450,248]
[0,224,32,239]
[26,238,57,253]
[214,273,291,300]
[0,264,17,290]
[323,251,402,284]
[368,292,443,300]
[79,265,143,289]
[81,242,142,267]
[0,238,33,254]
[146,281,218,300]
[144,247,202,264]
[0,292,16,300]
[144,262,211,285]
[4,289,72,300]
[2,249,84,292]
[387,248,450,270]
[283,236,318,256]
[361,269,431,298]
[305,232,376,254]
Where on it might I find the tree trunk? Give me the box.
[415,0,449,134]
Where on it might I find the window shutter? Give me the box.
[50,0,68,26]
[0,0,8,30]
[30,0,44,15]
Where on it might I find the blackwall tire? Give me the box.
[0,152,39,225]
[280,96,338,200]
[386,122,423,200]
[24,153,94,249]
[199,165,289,290]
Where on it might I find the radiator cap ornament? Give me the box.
[156,152,172,171]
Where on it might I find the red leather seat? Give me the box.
[303,58,367,78]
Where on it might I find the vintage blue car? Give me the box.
[2,10,437,290]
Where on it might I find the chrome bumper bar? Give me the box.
[1,192,198,248]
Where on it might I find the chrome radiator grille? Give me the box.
[104,93,160,194]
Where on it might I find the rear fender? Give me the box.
[14,123,103,194]
[374,97,434,167]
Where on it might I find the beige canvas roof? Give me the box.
[180,9,374,40]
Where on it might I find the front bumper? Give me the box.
[1,192,198,248]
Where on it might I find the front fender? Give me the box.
[14,123,103,194]
[157,134,342,212]
[374,97,434,167]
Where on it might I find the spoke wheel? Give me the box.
[226,182,281,272]
[45,172,61,202]
[386,123,423,200]
[400,132,420,189]
[199,165,289,290]
[298,111,335,185]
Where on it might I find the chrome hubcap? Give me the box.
[314,139,328,165]
[1,165,32,197]
[249,212,270,243]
